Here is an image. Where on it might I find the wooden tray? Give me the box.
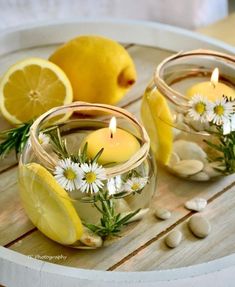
[1,20,235,287]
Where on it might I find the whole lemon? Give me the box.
[49,35,137,105]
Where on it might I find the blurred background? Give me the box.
[0,0,233,30]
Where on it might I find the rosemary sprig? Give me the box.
[47,127,70,159]
[0,122,32,158]
[48,127,91,163]
[84,191,140,238]
[204,125,235,174]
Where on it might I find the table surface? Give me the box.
[1,14,235,282]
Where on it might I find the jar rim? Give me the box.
[154,49,235,107]
[29,101,150,178]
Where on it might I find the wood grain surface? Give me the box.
[1,23,235,274]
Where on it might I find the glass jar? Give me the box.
[19,102,156,249]
[141,49,235,182]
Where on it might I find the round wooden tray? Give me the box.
[1,19,235,287]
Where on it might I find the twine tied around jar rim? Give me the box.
[30,101,150,178]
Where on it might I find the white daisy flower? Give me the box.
[207,97,234,125]
[79,162,107,194]
[124,177,148,193]
[54,158,82,192]
[38,132,50,145]
[188,94,209,122]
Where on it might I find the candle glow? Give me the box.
[109,117,116,138]
[211,67,219,87]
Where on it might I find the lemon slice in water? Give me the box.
[19,162,83,245]
[141,87,173,165]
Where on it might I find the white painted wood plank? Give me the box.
[1,246,235,287]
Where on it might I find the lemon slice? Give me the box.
[141,87,173,165]
[19,162,83,245]
[0,58,73,124]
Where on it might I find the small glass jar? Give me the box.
[19,102,156,249]
[141,49,235,182]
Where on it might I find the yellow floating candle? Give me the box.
[187,68,235,101]
[84,117,140,164]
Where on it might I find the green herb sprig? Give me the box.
[204,125,235,174]
[0,122,32,158]
[84,191,140,238]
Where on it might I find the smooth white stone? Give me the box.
[154,207,171,220]
[190,171,210,181]
[177,122,191,132]
[184,114,210,132]
[188,215,211,238]
[121,208,149,223]
[175,112,184,123]
[173,127,181,138]
[165,230,182,248]
[173,140,207,162]
[185,198,207,212]
[203,161,225,178]
[171,159,204,176]
[167,152,180,167]
[173,122,191,138]
[80,226,103,248]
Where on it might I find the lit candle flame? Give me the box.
[211,67,219,87]
[109,116,116,138]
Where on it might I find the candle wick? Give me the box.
[211,82,216,88]
[110,132,113,139]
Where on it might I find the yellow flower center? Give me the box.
[85,172,97,184]
[195,102,206,115]
[214,105,224,116]
[131,183,140,191]
[64,168,77,180]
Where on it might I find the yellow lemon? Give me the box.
[49,35,136,105]
[19,162,83,245]
[0,58,73,124]
[141,86,173,165]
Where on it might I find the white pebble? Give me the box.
[185,198,207,212]
[184,114,210,131]
[154,207,171,220]
[165,230,182,248]
[190,171,210,181]
[173,123,190,138]
[173,127,181,138]
[167,152,180,167]
[80,226,103,248]
[173,140,207,162]
[203,161,225,178]
[171,159,204,176]
[188,215,211,238]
